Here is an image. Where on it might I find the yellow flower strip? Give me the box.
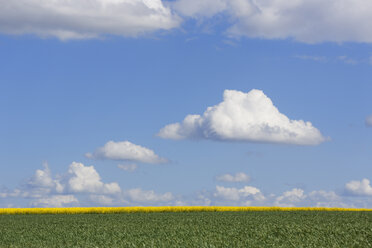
[0,206,372,215]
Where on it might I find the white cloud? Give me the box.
[117,163,138,172]
[214,186,240,201]
[365,115,372,127]
[216,172,250,183]
[67,162,121,194]
[158,89,326,145]
[295,55,327,62]
[308,190,340,202]
[185,186,361,208]
[345,179,372,196]
[13,163,63,198]
[307,190,344,208]
[126,188,173,203]
[0,161,179,207]
[0,189,21,198]
[28,162,55,188]
[214,185,264,202]
[89,195,115,205]
[0,162,122,207]
[4,163,372,208]
[86,140,168,164]
[31,195,78,208]
[172,0,372,43]
[18,162,122,197]
[273,189,353,208]
[172,0,228,18]
[3,0,372,43]
[274,188,306,207]
[337,56,358,65]
[0,0,180,40]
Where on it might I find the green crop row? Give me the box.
[0,211,371,247]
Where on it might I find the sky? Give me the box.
[1,0,372,208]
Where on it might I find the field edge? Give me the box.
[1,206,372,214]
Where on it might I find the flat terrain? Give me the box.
[0,211,371,247]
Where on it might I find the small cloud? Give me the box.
[117,163,138,172]
[345,179,372,196]
[294,55,327,62]
[338,56,358,65]
[365,115,372,127]
[185,37,198,43]
[30,195,78,208]
[216,172,250,183]
[89,195,115,206]
[67,162,121,195]
[125,188,173,203]
[28,162,55,188]
[274,188,306,207]
[308,190,341,207]
[158,89,326,145]
[86,140,168,164]
[222,39,238,47]
[213,185,265,202]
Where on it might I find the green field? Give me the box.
[0,211,371,247]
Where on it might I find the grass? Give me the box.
[0,211,372,247]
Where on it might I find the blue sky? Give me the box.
[1,0,372,208]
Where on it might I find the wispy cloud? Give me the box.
[216,173,250,183]
[125,188,173,203]
[294,54,372,66]
[365,115,372,127]
[117,163,138,172]
[172,0,372,43]
[2,0,372,43]
[294,55,327,62]
[337,56,358,65]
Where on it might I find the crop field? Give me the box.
[0,209,372,247]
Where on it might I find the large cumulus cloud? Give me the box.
[158,89,326,145]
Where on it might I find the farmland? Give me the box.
[0,211,372,247]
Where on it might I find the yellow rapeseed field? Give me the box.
[0,206,372,214]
